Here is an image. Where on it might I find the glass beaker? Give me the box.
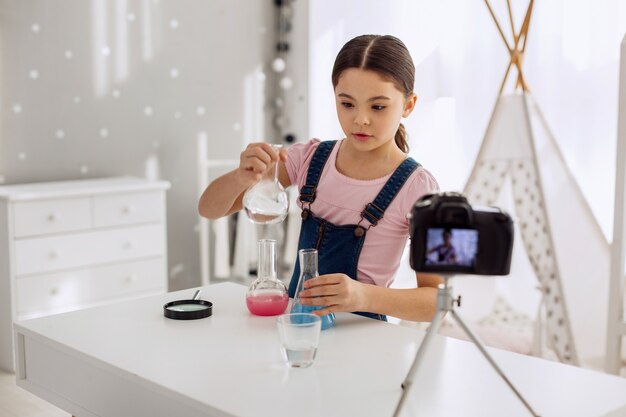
[246,239,289,316]
[290,248,335,330]
[242,144,289,225]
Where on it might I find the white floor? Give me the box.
[0,370,69,417]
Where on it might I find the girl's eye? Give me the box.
[341,102,354,108]
[372,105,386,111]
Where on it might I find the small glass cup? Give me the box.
[276,313,321,368]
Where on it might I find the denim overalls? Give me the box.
[287,140,420,321]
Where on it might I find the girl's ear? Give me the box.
[402,92,418,118]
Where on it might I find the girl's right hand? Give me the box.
[236,143,287,188]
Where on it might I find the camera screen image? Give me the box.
[425,228,478,268]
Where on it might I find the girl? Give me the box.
[199,34,441,322]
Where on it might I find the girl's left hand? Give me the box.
[298,274,368,316]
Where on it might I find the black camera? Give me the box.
[409,192,514,275]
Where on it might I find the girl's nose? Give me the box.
[354,111,370,126]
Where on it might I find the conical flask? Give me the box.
[246,239,289,316]
[290,248,335,330]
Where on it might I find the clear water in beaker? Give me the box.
[242,145,289,225]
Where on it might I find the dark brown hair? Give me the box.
[331,34,415,153]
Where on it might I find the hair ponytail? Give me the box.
[395,123,409,153]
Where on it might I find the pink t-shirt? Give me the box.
[285,139,439,288]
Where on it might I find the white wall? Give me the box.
[0,0,309,290]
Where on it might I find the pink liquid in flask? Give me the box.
[246,292,289,316]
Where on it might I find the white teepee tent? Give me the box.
[464,0,610,365]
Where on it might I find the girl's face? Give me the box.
[335,68,416,153]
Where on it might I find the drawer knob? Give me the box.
[124,241,135,250]
[125,274,137,283]
[48,212,61,222]
[122,204,136,214]
[49,250,60,259]
[50,287,59,296]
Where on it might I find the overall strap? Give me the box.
[299,140,337,204]
[360,157,421,227]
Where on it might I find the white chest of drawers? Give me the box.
[0,177,170,371]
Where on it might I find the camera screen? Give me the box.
[425,228,478,268]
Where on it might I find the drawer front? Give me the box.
[13,198,91,237]
[93,191,164,228]
[15,258,166,318]
[14,224,165,276]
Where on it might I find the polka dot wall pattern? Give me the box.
[3,1,282,290]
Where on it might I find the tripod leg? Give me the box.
[392,310,446,417]
[450,310,541,417]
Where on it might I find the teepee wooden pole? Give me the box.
[505,0,527,92]
[506,0,517,43]
[520,0,534,54]
[512,51,527,91]
[487,0,532,93]
[515,0,534,90]
[498,61,514,95]
[484,0,512,51]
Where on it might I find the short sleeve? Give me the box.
[399,167,440,225]
[285,138,321,187]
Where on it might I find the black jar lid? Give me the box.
[163,290,213,320]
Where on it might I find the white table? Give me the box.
[14,283,626,417]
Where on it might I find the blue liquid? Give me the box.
[291,302,335,330]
